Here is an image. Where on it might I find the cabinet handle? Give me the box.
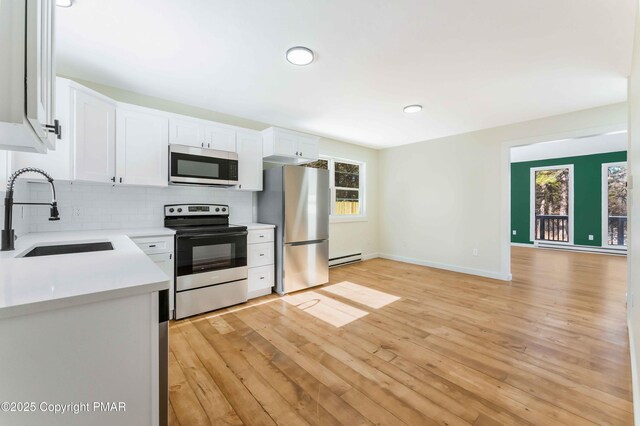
[119,177,123,183]
[295,151,299,156]
[148,244,156,248]
[169,254,172,260]
[208,143,211,148]
[260,276,265,280]
[110,177,115,182]
[44,119,62,140]
[259,253,265,256]
[300,151,303,156]
[259,235,264,238]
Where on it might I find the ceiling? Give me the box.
[56,0,637,149]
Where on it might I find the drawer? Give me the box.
[175,280,248,319]
[248,265,274,292]
[248,229,274,244]
[247,242,274,267]
[130,236,174,254]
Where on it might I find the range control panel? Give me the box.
[164,204,229,216]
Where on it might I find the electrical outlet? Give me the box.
[72,207,81,217]
[472,248,479,256]
[512,230,517,235]
[588,235,594,241]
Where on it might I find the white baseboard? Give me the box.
[378,253,511,281]
[510,242,535,248]
[628,318,640,422]
[362,252,379,260]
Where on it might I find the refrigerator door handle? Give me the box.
[285,239,327,246]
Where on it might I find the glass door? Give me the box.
[602,162,627,247]
[531,165,573,243]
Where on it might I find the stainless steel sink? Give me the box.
[22,241,114,257]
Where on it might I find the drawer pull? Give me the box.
[259,235,265,238]
[260,276,265,280]
[148,244,156,248]
[259,253,265,256]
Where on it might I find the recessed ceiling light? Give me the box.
[56,0,73,7]
[286,47,314,66]
[403,105,422,113]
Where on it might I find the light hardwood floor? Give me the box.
[169,247,632,425]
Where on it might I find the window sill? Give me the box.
[330,215,368,224]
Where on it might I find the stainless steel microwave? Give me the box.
[169,144,239,186]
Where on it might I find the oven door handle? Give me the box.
[177,231,248,240]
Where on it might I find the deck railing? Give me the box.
[535,215,569,242]
[608,216,627,246]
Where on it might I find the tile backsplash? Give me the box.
[22,181,255,235]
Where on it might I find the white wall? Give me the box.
[510,131,627,163]
[378,102,627,280]
[627,2,640,419]
[319,138,379,259]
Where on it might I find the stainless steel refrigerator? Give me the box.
[258,165,329,295]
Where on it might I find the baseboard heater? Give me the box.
[329,253,362,268]
[536,242,627,255]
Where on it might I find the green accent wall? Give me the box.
[511,151,626,246]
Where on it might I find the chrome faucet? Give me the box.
[1,168,60,251]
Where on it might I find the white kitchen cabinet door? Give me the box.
[205,124,236,151]
[25,0,55,144]
[73,89,116,183]
[236,130,262,191]
[169,117,205,148]
[274,130,299,157]
[297,134,319,161]
[116,107,168,187]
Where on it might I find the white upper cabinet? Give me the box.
[168,117,204,148]
[169,116,236,152]
[205,124,236,152]
[0,0,58,153]
[297,134,319,161]
[262,127,319,164]
[236,130,263,191]
[73,88,116,183]
[116,106,168,187]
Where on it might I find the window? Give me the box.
[303,157,365,219]
[602,162,627,247]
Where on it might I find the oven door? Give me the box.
[169,145,238,185]
[176,231,248,291]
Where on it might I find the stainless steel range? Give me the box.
[164,204,248,319]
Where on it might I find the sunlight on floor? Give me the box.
[322,281,401,309]
[283,291,368,327]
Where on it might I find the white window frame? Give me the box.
[529,164,574,245]
[601,161,628,250]
[317,156,367,223]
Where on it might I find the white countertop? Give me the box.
[234,222,276,230]
[0,228,175,320]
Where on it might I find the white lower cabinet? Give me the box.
[131,235,175,316]
[247,226,275,299]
